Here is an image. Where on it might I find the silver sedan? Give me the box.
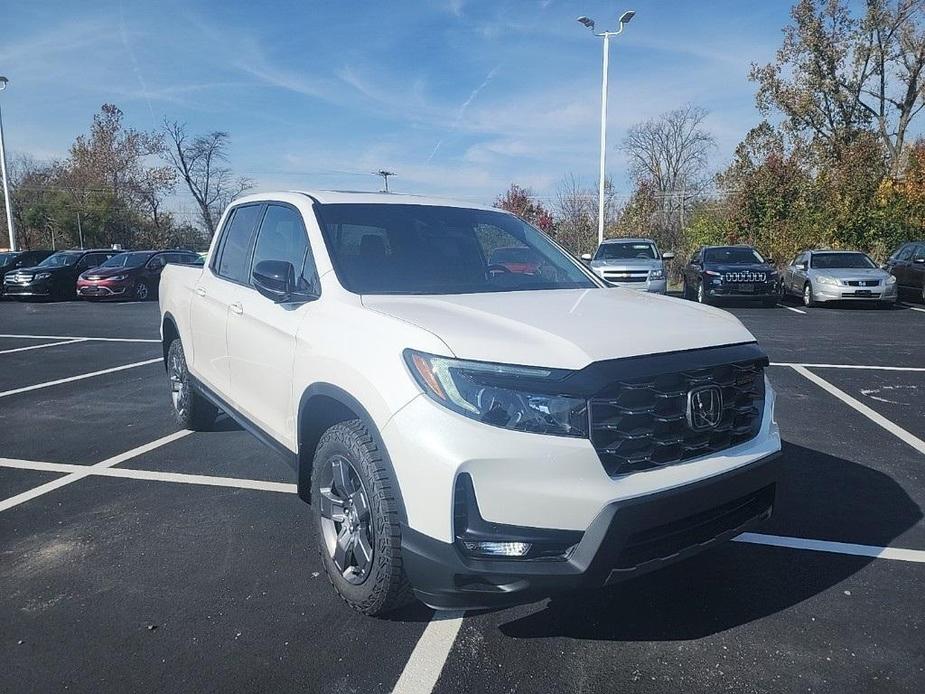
[781,250,898,307]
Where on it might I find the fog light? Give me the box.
[462,541,531,557]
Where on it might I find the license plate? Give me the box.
[854,289,872,296]
[728,283,756,293]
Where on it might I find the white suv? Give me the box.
[159,191,781,615]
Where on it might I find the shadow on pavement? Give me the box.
[496,441,921,641]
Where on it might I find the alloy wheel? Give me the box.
[803,284,812,307]
[697,282,705,303]
[135,282,149,300]
[319,456,374,585]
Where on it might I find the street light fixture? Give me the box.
[577,10,636,246]
[0,75,17,251]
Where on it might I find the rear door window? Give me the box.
[214,204,263,284]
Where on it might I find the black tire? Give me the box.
[682,279,690,300]
[166,338,217,430]
[311,420,413,616]
[134,280,151,301]
[803,282,816,308]
[696,280,711,305]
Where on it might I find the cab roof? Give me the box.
[234,189,496,211]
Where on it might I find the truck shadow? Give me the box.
[496,441,921,641]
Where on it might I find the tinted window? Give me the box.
[594,242,658,260]
[810,253,876,269]
[251,204,316,292]
[39,252,82,268]
[101,252,152,268]
[914,244,925,260]
[894,245,913,261]
[316,204,596,295]
[147,254,168,270]
[78,253,108,270]
[215,205,262,283]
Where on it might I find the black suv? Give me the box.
[884,240,925,302]
[682,245,779,306]
[0,250,54,296]
[3,249,123,300]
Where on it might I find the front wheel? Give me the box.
[696,281,710,305]
[803,283,816,308]
[134,280,150,301]
[311,420,413,616]
[166,338,217,430]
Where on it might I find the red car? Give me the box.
[488,246,541,274]
[77,250,201,301]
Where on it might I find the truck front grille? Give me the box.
[723,271,766,283]
[590,359,766,476]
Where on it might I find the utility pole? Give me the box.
[375,170,396,193]
[0,76,17,251]
[77,212,84,249]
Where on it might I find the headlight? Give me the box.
[886,274,896,284]
[815,275,838,285]
[35,272,51,280]
[109,274,128,281]
[404,350,588,437]
[648,268,665,280]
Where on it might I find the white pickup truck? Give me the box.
[159,190,781,616]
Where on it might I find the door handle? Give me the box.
[230,301,243,315]
[195,286,206,297]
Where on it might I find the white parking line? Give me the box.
[735,533,925,563]
[778,304,806,314]
[0,358,162,399]
[0,338,88,354]
[899,302,925,313]
[790,365,925,455]
[0,431,190,513]
[392,611,465,694]
[771,362,925,372]
[0,333,160,343]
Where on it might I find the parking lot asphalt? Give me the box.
[0,297,923,693]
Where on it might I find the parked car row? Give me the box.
[1,248,202,301]
[582,238,924,309]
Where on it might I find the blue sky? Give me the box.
[0,0,792,211]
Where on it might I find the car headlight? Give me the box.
[886,275,896,285]
[109,274,128,281]
[35,272,51,280]
[648,268,665,280]
[815,275,838,285]
[404,350,588,438]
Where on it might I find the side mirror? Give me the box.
[765,257,774,265]
[580,253,592,262]
[661,251,675,261]
[796,262,807,271]
[253,260,296,303]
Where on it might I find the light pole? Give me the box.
[0,76,16,251]
[577,11,635,247]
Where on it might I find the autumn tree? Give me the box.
[751,0,925,174]
[492,183,553,231]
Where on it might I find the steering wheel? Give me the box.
[487,264,512,275]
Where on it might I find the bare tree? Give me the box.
[552,174,617,253]
[162,121,252,236]
[621,105,716,249]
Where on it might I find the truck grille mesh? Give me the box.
[590,360,765,476]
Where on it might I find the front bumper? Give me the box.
[707,281,778,299]
[77,281,129,298]
[403,451,780,610]
[610,278,667,294]
[813,283,897,303]
[2,280,52,297]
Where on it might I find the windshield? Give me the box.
[101,252,150,268]
[704,247,765,264]
[38,252,81,268]
[595,242,657,260]
[316,204,599,295]
[489,247,540,265]
[811,252,876,269]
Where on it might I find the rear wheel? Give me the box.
[166,338,217,430]
[311,420,413,616]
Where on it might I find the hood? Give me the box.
[14,265,70,275]
[705,263,775,273]
[809,267,888,279]
[81,266,137,279]
[362,288,755,370]
[590,258,662,270]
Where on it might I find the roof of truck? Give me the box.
[287,189,495,210]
